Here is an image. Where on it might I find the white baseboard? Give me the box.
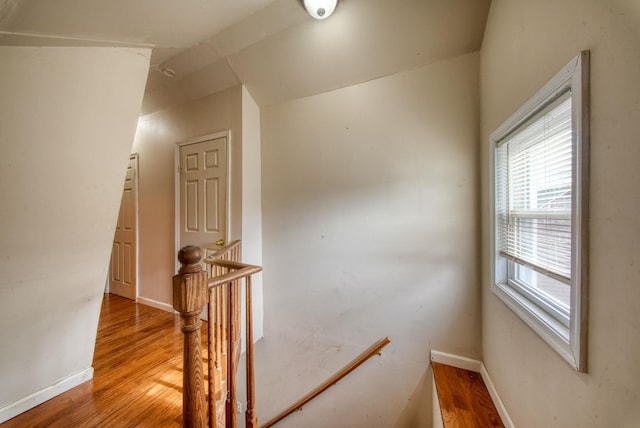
[0,367,93,424]
[430,350,482,372]
[430,350,515,428]
[432,375,444,428]
[480,364,515,428]
[137,296,175,313]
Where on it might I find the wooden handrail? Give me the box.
[175,242,388,428]
[206,265,262,288]
[173,242,262,428]
[206,240,242,259]
[205,258,257,271]
[260,337,391,428]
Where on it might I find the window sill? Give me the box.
[491,282,580,370]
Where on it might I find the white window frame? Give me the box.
[490,51,590,372]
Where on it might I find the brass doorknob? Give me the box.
[216,239,225,246]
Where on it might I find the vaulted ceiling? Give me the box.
[0,0,492,114]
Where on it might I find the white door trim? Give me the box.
[174,131,231,268]
[131,153,139,300]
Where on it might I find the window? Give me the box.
[491,52,589,372]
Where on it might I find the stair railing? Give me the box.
[173,241,262,428]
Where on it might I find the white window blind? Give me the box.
[496,93,573,284]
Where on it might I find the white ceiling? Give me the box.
[0,0,492,114]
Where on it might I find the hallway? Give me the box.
[1,295,189,427]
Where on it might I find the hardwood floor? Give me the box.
[1,294,195,428]
[432,362,504,428]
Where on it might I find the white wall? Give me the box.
[0,46,150,421]
[481,1,640,427]
[133,86,243,307]
[133,85,264,339]
[242,86,264,340]
[258,52,481,427]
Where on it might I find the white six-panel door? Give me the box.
[109,154,138,300]
[179,136,228,252]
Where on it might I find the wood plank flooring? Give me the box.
[432,362,504,428]
[1,294,196,428]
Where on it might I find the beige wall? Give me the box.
[481,1,640,427]
[133,86,243,306]
[132,85,264,335]
[241,86,264,340]
[0,46,149,420]
[257,52,481,427]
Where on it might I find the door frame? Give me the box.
[174,130,231,269]
[108,152,139,300]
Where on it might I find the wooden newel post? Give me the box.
[173,245,208,428]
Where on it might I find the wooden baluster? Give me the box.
[207,289,218,428]
[222,281,228,383]
[216,283,224,396]
[214,264,223,397]
[235,279,241,348]
[225,278,238,428]
[173,246,208,428]
[245,276,257,428]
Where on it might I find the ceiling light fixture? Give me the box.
[302,0,338,20]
